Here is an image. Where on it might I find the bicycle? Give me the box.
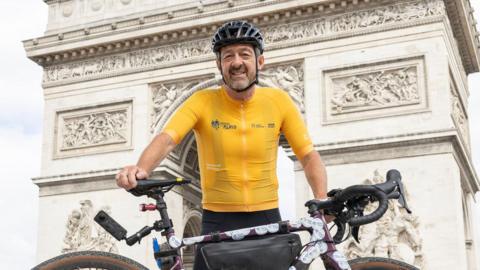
[33,169,419,270]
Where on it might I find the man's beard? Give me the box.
[224,66,255,92]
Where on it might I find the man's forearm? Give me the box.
[300,150,328,199]
[137,132,176,175]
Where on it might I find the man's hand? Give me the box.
[116,165,148,190]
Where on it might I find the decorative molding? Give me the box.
[340,170,424,268]
[450,82,470,151]
[444,0,480,73]
[62,200,118,254]
[38,0,448,87]
[261,62,305,112]
[54,100,132,158]
[262,0,444,43]
[151,77,212,133]
[330,67,419,112]
[323,57,427,124]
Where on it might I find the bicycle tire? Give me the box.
[347,257,419,270]
[32,250,149,270]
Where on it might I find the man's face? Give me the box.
[217,44,264,91]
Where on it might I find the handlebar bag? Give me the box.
[200,233,302,270]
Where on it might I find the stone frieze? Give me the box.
[451,84,470,149]
[42,0,445,86]
[55,101,132,158]
[61,111,127,149]
[324,57,427,123]
[262,0,443,44]
[330,66,420,114]
[261,63,305,112]
[151,79,209,133]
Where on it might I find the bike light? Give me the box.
[139,203,156,211]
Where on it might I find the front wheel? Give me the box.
[32,250,149,270]
[347,257,419,270]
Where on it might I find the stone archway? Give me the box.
[182,207,202,270]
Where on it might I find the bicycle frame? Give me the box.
[131,190,351,270]
[161,214,351,270]
[96,170,411,270]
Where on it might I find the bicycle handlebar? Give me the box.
[306,169,410,228]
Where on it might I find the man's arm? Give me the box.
[116,132,176,190]
[300,150,328,199]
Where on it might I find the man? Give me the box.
[116,20,328,269]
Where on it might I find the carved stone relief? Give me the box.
[324,57,427,123]
[261,62,305,112]
[263,0,444,44]
[61,1,75,17]
[331,66,420,113]
[55,101,132,158]
[151,79,210,133]
[451,84,470,148]
[340,170,424,268]
[62,200,118,254]
[90,0,104,12]
[42,0,445,86]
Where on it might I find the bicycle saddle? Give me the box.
[128,178,191,196]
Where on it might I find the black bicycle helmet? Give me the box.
[212,20,264,54]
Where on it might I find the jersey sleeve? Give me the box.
[279,91,314,160]
[161,92,205,144]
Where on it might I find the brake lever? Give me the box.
[397,181,412,214]
[352,225,360,243]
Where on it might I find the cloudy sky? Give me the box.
[0,1,479,269]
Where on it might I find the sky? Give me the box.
[0,1,479,269]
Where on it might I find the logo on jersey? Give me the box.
[211,119,237,130]
[211,120,220,129]
[250,122,276,129]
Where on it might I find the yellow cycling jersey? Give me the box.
[162,86,313,212]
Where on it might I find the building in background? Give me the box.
[24,0,480,269]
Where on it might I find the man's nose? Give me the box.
[231,54,243,66]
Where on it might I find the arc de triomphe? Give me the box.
[24,0,480,269]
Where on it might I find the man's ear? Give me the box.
[257,55,265,70]
[216,58,221,71]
